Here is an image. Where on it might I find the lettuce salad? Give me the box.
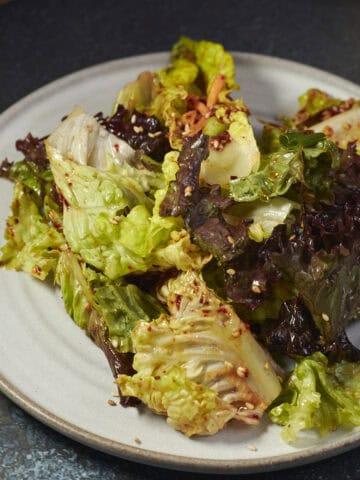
[2,37,360,442]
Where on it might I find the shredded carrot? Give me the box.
[181,109,207,136]
[196,101,209,115]
[188,116,207,135]
[182,110,197,124]
[207,74,225,109]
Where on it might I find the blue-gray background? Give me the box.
[0,0,359,478]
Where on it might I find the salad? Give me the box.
[1,37,360,442]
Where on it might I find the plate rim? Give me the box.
[1,51,360,474]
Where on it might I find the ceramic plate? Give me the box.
[0,53,360,474]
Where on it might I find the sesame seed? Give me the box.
[236,366,248,378]
[133,125,144,133]
[184,186,193,197]
[148,131,162,138]
[224,361,233,369]
[107,399,117,406]
[227,235,235,245]
[212,139,220,149]
[131,114,136,124]
[226,268,236,275]
[247,444,258,452]
[251,280,262,294]
[322,313,330,322]
[264,361,269,370]
[232,330,241,338]
[111,338,119,348]
[245,402,255,410]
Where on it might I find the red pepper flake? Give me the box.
[114,143,120,152]
[175,294,182,309]
[32,265,42,276]
[217,306,229,315]
[249,413,260,420]
[209,131,231,151]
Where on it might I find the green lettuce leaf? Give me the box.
[56,249,163,352]
[200,110,260,186]
[48,144,153,277]
[260,124,283,154]
[118,366,236,436]
[62,203,208,278]
[62,206,149,278]
[0,183,65,280]
[297,89,342,122]
[46,141,153,212]
[230,131,339,202]
[171,36,237,92]
[1,135,64,230]
[113,71,156,113]
[157,57,199,90]
[149,85,189,151]
[269,352,360,442]
[226,197,298,242]
[118,270,282,435]
[56,248,160,407]
[50,146,207,278]
[47,108,163,195]
[152,230,211,271]
[7,157,54,202]
[230,149,303,202]
[56,248,98,329]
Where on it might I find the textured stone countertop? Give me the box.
[0,1,360,479]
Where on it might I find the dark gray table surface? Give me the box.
[1,0,360,479]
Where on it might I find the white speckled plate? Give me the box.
[0,53,360,474]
